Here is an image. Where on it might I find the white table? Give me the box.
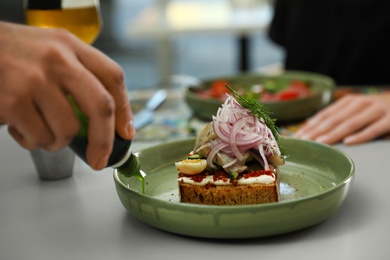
[126,0,273,85]
[1,99,390,259]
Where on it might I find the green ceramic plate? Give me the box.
[184,71,335,123]
[114,137,354,239]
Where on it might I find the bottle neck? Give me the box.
[115,153,141,178]
[116,153,144,193]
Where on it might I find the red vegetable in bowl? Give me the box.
[210,80,231,98]
[263,80,311,101]
[197,79,312,102]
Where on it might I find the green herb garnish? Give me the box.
[226,85,286,155]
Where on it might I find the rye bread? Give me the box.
[178,170,280,205]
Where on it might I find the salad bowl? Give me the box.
[184,70,335,123]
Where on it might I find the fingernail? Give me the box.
[343,136,355,145]
[92,155,109,170]
[127,120,136,137]
[315,135,329,143]
[304,119,316,126]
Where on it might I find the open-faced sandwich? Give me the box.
[175,87,285,205]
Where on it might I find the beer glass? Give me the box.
[24,0,102,44]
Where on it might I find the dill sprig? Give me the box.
[226,85,286,155]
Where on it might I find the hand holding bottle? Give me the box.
[0,21,135,170]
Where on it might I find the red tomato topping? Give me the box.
[190,174,207,182]
[243,170,274,178]
[213,170,230,182]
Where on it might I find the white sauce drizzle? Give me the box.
[178,175,275,186]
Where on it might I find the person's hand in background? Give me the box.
[0,21,135,170]
[295,93,390,145]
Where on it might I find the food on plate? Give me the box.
[175,87,285,205]
[196,78,312,102]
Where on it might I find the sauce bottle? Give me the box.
[68,97,144,192]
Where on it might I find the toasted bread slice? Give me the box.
[178,170,279,205]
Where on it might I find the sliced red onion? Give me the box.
[206,141,228,168]
[207,95,281,171]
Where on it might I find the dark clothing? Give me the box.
[268,0,390,85]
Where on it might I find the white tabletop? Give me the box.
[0,124,389,260]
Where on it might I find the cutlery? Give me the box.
[133,89,167,130]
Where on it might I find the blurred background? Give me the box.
[1,0,283,90]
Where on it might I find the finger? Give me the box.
[296,105,342,138]
[299,94,363,129]
[32,84,80,151]
[7,102,54,150]
[59,64,115,170]
[75,44,135,140]
[8,126,27,148]
[312,102,385,144]
[296,104,358,140]
[304,95,358,124]
[296,95,365,139]
[313,119,365,145]
[344,117,390,145]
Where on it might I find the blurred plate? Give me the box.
[184,71,335,123]
[114,137,354,239]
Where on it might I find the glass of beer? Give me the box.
[24,0,102,44]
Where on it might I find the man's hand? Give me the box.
[0,22,135,170]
